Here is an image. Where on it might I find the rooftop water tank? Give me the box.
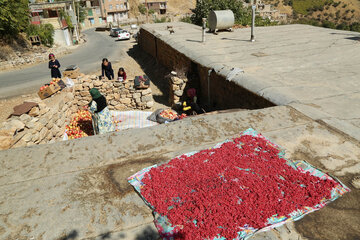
[208,10,235,32]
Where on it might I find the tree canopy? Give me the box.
[0,0,30,39]
[191,0,251,26]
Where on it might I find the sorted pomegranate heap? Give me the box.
[65,110,94,139]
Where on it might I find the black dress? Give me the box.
[49,60,61,78]
[101,62,114,80]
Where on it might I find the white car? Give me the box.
[118,30,131,40]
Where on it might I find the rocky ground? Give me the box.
[0,35,86,72]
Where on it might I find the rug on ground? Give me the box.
[128,128,350,240]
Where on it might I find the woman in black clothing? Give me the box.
[101,58,114,80]
[48,53,61,78]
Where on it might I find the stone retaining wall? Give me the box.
[0,92,75,150]
[73,75,154,110]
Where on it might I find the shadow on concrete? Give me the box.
[99,231,112,239]
[221,37,250,42]
[186,39,203,43]
[59,230,78,240]
[134,226,159,240]
[329,32,360,41]
[345,36,360,41]
[127,44,170,107]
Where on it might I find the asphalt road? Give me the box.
[0,28,127,99]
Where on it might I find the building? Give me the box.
[99,0,130,24]
[243,0,287,22]
[29,1,73,46]
[143,0,167,15]
[82,0,104,27]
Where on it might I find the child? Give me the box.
[101,58,114,80]
[48,53,61,79]
[117,67,127,82]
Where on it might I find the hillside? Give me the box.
[128,0,195,17]
[264,0,360,27]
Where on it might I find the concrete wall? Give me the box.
[138,28,275,110]
[54,28,72,46]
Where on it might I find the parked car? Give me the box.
[118,30,131,40]
[110,28,122,37]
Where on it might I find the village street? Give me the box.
[0,28,129,99]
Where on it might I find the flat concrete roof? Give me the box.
[141,23,360,141]
[0,106,359,239]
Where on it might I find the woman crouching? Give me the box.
[88,88,115,134]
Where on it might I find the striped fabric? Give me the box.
[111,111,159,131]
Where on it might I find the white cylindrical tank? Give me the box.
[208,10,235,32]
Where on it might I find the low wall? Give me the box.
[138,27,275,110]
[0,92,75,150]
[73,75,154,110]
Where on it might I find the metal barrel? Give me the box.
[208,10,235,32]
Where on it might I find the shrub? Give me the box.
[322,20,336,28]
[180,16,192,23]
[26,24,55,47]
[336,23,350,30]
[350,22,360,32]
[332,2,340,7]
[154,17,168,23]
[149,9,155,15]
[138,4,146,15]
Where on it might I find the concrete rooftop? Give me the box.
[0,106,359,239]
[141,23,360,141]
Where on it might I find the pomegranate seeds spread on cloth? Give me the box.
[128,128,350,240]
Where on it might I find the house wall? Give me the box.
[100,0,129,22]
[54,28,72,46]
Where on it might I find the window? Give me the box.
[108,0,111,2]
[120,4,123,8]
[109,4,113,9]
[116,4,119,9]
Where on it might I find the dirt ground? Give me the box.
[90,40,171,111]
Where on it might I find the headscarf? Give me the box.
[89,88,102,99]
[49,53,55,60]
[89,88,107,113]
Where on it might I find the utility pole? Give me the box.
[250,1,256,42]
[145,0,149,23]
[72,0,80,42]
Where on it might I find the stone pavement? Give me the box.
[0,106,359,239]
[141,23,360,141]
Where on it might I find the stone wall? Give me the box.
[167,71,188,106]
[139,27,275,110]
[73,75,154,110]
[0,92,75,150]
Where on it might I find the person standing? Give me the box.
[101,58,114,80]
[48,53,61,79]
[117,67,127,82]
[87,88,115,134]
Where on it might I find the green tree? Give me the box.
[0,0,30,40]
[138,4,147,15]
[191,0,251,26]
[75,2,87,23]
